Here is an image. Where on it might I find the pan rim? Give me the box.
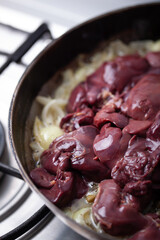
[8,2,160,240]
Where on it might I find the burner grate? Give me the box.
[0,158,53,240]
[0,20,86,240]
[0,23,52,74]
[0,23,54,239]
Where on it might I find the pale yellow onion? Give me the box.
[150,40,160,51]
[31,116,64,151]
[54,69,74,100]
[36,96,52,105]
[30,140,44,161]
[72,207,91,226]
[39,125,63,149]
[41,99,66,126]
[33,117,44,142]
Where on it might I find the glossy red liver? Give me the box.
[31,52,160,239]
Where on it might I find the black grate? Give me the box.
[0,162,53,240]
[0,22,53,74]
[0,147,54,240]
[0,204,51,240]
[0,121,5,159]
[0,23,54,239]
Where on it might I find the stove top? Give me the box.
[0,7,86,240]
[0,1,157,239]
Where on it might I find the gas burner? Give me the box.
[0,120,51,239]
[0,20,86,240]
[0,121,29,223]
[0,22,54,239]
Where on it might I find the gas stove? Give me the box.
[0,5,86,240]
[0,1,157,239]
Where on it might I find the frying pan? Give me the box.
[9,3,160,240]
